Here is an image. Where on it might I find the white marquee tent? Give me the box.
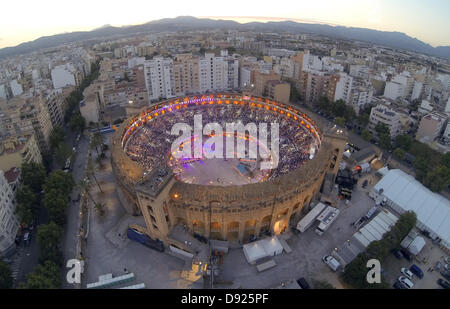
[371,169,450,250]
[243,236,284,264]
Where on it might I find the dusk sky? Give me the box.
[1,0,449,49]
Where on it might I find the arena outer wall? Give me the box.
[111,93,347,247]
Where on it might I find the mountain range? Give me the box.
[1,16,449,60]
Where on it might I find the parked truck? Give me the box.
[315,206,340,236]
[127,227,164,252]
[296,202,327,233]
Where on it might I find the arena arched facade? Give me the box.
[111,93,347,248]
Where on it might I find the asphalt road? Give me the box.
[13,125,90,287]
[60,129,90,288]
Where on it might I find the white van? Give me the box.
[322,255,341,272]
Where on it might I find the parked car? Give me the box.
[410,264,424,279]
[296,277,310,289]
[322,255,341,272]
[23,232,30,245]
[398,276,414,289]
[441,271,450,281]
[437,279,450,289]
[393,281,407,289]
[401,267,414,280]
[391,248,404,260]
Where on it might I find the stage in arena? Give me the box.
[171,157,271,186]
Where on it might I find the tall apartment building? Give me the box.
[0,170,19,256]
[415,112,447,143]
[252,70,281,97]
[334,72,353,103]
[369,104,403,138]
[299,70,339,104]
[199,53,226,92]
[266,80,291,104]
[0,96,53,152]
[144,57,175,102]
[348,87,373,113]
[173,53,200,96]
[43,91,67,128]
[0,135,42,171]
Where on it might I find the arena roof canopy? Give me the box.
[372,169,450,249]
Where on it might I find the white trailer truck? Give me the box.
[315,206,340,236]
[296,203,327,233]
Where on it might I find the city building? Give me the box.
[0,170,19,256]
[144,57,175,102]
[415,112,448,142]
[0,95,53,152]
[0,135,42,171]
[368,104,403,138]
[266,80,291,104]
[173,54,200,96]
[51,64,77,89]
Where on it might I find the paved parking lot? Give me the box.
[382,235,449,289]
[219,174,377,288]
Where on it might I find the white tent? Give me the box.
[243,236,283,264]
[371,169,450,250]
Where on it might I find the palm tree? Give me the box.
[91,132,104,155]
[86,159,103,193]
[94,202,106,216]
[78,178,96,205]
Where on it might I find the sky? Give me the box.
[1,0,449,49]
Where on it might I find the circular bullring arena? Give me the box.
[111,93,346,244]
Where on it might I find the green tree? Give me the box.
[90,131,104,155]
[42,190,68,226]
[70,112,86,133]
[394,135,412,151]
[37,222,63,251]
[49,127,66,149]
[78,178,96,205]
[413,156,429,181]
[86,158,103,193]
[423,165,450,192]
[19,260,61,289]
[0,261,13,289]
[393,148,406,161]
[440,152,450,169]
[43,170,75,198]
[378,133,392,150]
[15,185,38,225]
[335,117,346,127]
[54,143,73,167]
[94,202,106,216]
[375,122,390,136]
[361,129,372,142]
[21,162,47,193]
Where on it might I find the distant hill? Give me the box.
[1,16,449,59]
